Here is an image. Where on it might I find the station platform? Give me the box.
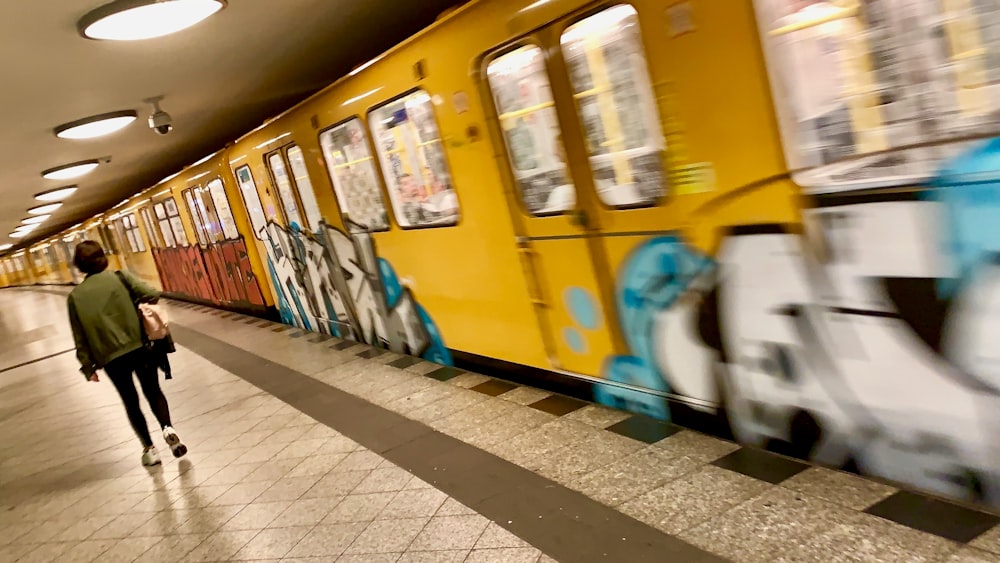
[2,288,999,562]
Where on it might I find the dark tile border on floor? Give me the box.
[529,395,587,417]
[357,348,386,360]
[471,379,518,397]
[331,341,356,351]
[606,414,680,444]
[172,324,724,563]
[308,334,334,344]
[865,491,1000,544]
[425,366,463,382]
[388,356,421,370]
[712,447,809,485]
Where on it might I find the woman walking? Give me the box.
[68,241,186,466]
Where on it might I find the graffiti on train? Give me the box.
[596,139,1000,507]
[262,220,452,365]
[152,239,265,307]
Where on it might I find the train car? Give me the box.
[7,0,1000,509]
[143,151,272,314]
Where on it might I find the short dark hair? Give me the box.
[73,241,108,275]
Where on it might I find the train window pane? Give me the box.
[753,0,1000,191]
[487,45,577,215]
[184,190,209,246]
[140,207,160,248]
[267,153,306,229]
[163,198,186,246]
[369,90,461,228]
[234,166,267,239]
[126,214,145,252]
[561,4,667,209]
[193,186,224,243]
[121,220,136,253]
[319,119,389,233]
[207,179,240,240]
[286,145,324,231]
[153,203,176,247]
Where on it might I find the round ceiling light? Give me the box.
[42,160,100,181]
[35,186,78,202]
[14,224,39,234]
[9,231,30,239]
[78,0,226,41]
[54,110,137,139]
[0,244,12,251]
[29,203,63,215]
[22,215,51,225]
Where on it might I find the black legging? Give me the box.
[105,348,172,448]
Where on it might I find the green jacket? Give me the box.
[68,270,160,376]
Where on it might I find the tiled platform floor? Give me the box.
[3,287,1000,562]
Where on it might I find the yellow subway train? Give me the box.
[5,0,1000,509]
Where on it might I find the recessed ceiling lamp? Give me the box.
[29,203,63,215]
[54,110,137,139]
[0,244,12,251]
[78,0,227,41]
[13,224,39,235]
[9,231,29,239]
[22,215,51,225]
[42,160,100,181]
[35,186,78,202]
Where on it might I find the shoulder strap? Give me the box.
[114,270,138,304]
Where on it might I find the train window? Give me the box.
[183,189,209,246]
[561,4,667,208]
[120,218,136,253]
[487,45,577,215]
[753,0,1000,190]
[140,207,163,248]
[369,90,461,228]
[267,152,306,230]
[122,214,145,253]
[234,165,267,239]
[162,197,189,246]
[319,118,390,233]
[100,224,120,255]
[286,145,324,231]
[206,179,240,240]
[153,202,177,247]
[192,185,225,243]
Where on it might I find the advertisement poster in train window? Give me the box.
[319,119,389,232]
[235,165,267,239]
[560,4,666,207]
[207,179,240,240]
[487,45,576,215]
[370,91,460,228]
[752,0,1000,191]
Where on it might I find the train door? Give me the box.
[484,4,695,390]
[483,30,625,376]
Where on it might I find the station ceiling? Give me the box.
[0,0,463,250]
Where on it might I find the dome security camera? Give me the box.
[144,96,173,135]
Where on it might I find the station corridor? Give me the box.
[2,288,1000,562]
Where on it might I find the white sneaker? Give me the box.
[162,426,187,458]
[142,446,161,467]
